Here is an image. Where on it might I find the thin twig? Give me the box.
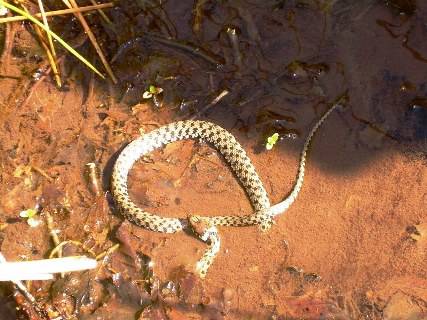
[172,148,200,187]
[144,33,224,66]
[45,210,63,278]
[35,0,60,86]
[85,162,101,196]
[31,165,54,182]
[49,240,96,259]
[0,18,17,74]
[0,74,20,79]
[44,210,60,247]
[36,0,55,57]
[0,3,113,23]
[95,243,119,261]
[227,27,242,70]
[63,0,117,83]
[192,0,207,34]
[89,0,112,24]
[19,61,52,109]
[189,89,229,120]
[12,291,46,320]
[31,21,62,87]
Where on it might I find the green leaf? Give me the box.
[149,85,163,95]
[265,133,279,150]
[19,208,37,219]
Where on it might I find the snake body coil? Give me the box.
[112,101,342,277]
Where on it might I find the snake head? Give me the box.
[188,215,213,240]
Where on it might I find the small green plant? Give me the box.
[142,85,163,99]
[19,208,40,227]
[143,85,164,108]
[265,132,279,150]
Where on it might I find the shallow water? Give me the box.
[0,1,426,319]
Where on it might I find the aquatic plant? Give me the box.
[266,132,280,150]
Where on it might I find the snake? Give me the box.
[111,99,343,278]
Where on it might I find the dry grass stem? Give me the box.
[90,0,112,24]
[49,240,96,259]
[63,0,117,83]
[37,0,56,57]
[19,3,61,86]
[0,2,113,23]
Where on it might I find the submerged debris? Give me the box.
[408,222,427,249]
[84,163,101,196]
[384,0,416,15]
[0,1,426,319]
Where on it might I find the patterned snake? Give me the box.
[112,100,343,278]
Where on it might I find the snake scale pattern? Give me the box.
[112,101,341,278]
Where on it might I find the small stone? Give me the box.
[249,265,259,272]
[303,273,321,283]
[222,288,235,313]
[286,266,303,275]
[160,281,179,304]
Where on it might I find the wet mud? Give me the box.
[0,1,426,319]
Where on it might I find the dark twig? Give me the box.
[0,19,17,74]
[18,61,53,109]
[189,89,229,120]
[112,34,224,67]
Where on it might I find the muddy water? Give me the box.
[0,1,426,319]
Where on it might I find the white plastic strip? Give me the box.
[0,256,97,281]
